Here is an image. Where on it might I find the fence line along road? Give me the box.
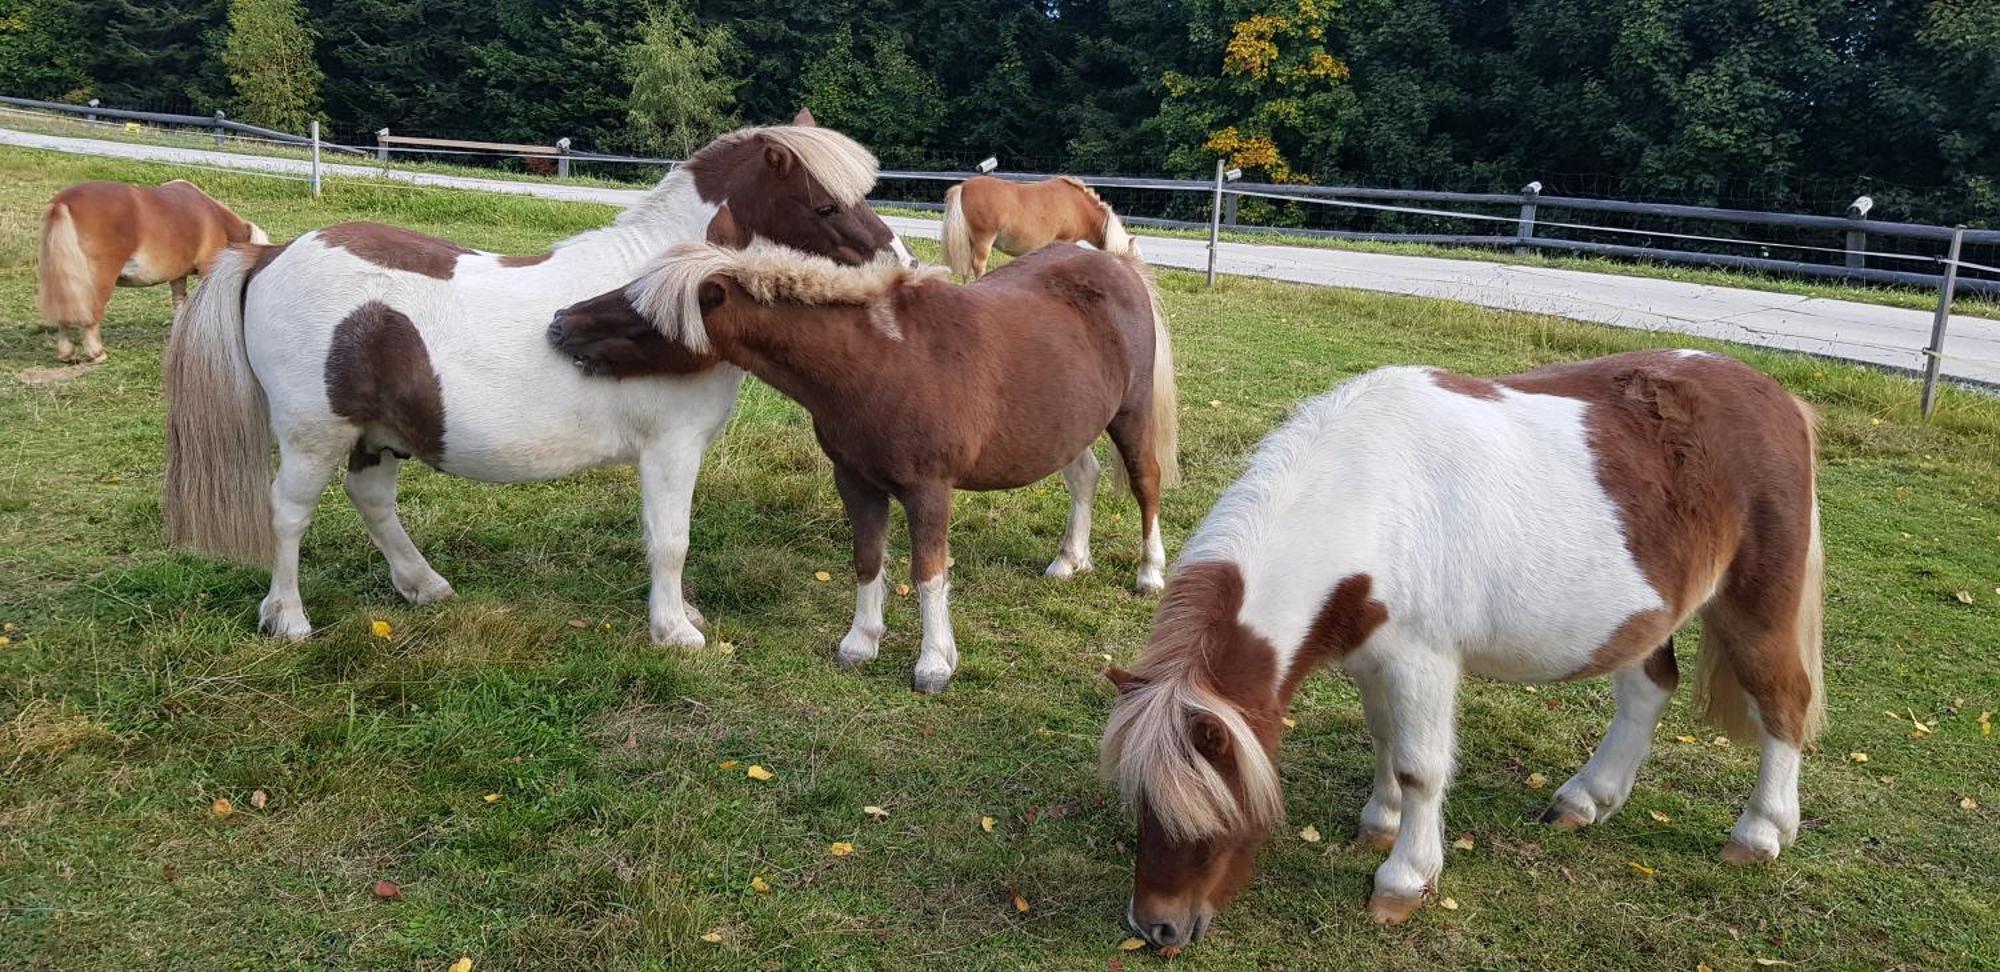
[4,124,1996,392]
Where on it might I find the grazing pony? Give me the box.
[1100,350,1823,947]
[941,175,1137,278]
[38,179,269,363]
[164,117,911,644]
[550,240,1179,693]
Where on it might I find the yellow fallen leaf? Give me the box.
[701,931,723,943]
[1954,590,1975,605]
[1118,938,1147,951]
[1869,417,1883,427]
[1711,735,1730,746]
[1648,810,1671,824]
[210,797,233,818]
[1629,860,1656,876]
[1961,796,1979,811]
[718,759,739,770]
[1298,824,1321,843]
[981,815,995,833]
[482,793,500,804]
[814,570,832,582]
[746,764,774,781]
[1701,962,1717,972]
[1439,896,1459,910]
[2,623,14,632]
[829,841,854,856]
[1281,716,1297,728]
[449,958,473,972]
[863,805,890,820]
[1675,735,1698,745]
[896,583,911,596]
[1980,711,1992,737]
[750,875,770,893]
[1207,399,1222,408]
[1848,752,1869,763]
[1526,772,1548,789]
[1452,835,1476,850]
[250,789,268,810]
[713,641,735,655]
[0,637,10,648]
[1752,961,1790,968]
[602,621,613,631]
[370,619,393,639]
[1013,891,1031,912]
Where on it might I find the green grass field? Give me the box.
[1,146,1996,971]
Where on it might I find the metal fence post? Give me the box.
[1222,191,1239,227]
[376,128,390,164]
[310,120,322,199]
[1846,195,1873,271]
[86,98,100,123]
[212,110,226,146]
[1920,225,1965,419]
[1207,160,1224,287]
[1515,181,1541,255]
[556,137,572,178]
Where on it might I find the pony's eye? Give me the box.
[814,204,839,217]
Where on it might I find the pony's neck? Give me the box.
[715,304,877,419]
[556,171,712,267]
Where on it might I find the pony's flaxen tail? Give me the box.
[1108,256,1180,491]
[941,184,975,278]
[163,245,275,567]
[37,203,98,326]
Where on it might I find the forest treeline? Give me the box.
[1,0,1996,219]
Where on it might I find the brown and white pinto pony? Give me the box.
[550,240,1179,693]
[164,117,910,643]
[941,175,1137,278]
[38,179,268,362]
[1100,350,1824,948]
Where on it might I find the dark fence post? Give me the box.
[212,110,226,146]
[1222,191,1239,227]
[1845,195,1873,271]
[556,137,572,178]
[1515,181,1541,255]
[1921,225,1965,419]
[376,128,390,164]
[1207,160,1224,287]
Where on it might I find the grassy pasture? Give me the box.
[0,147,1996,970]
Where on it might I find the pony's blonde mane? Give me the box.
[618,124,881,227]
[628,240,945,354]
[1099,565,1285,841]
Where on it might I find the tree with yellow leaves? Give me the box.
[1157,0,1355,184]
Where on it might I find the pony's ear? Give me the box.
[792,106,818,127]
[705,203,747,248]
[1189,711,1232,762]
[1105,666,1147,695]
[763,140,797,179]
[697,275,729,313]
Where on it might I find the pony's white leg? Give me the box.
[1352,667,1403,850]
[344,455,454,605]
[1723,703,1802,864]
[904,484,958,694]
[1045,448,1099,579]
[834,464,891,668]
[1547,645,1676,829]
[1137,509,1166,593]
[1366,647,1460,924]
[638,444,705,648]
[258,438,343,641]
[53,325,75,363]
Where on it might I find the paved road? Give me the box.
[7,125,1994,387]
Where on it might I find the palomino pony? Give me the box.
[1101,350,1823,947]
[941,175,1136,278]
[164,117,911,644]
[38,179,269,362]
[550,240,1179,693]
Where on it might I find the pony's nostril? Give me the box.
[1148,922,1186,946]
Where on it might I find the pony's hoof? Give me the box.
[1044,555,1092,580]
[1719,840,1777,866]
[1367,889,1425,925]
[1539,803,1592,832]
[911,669,953,695]
[258,612,311,642]
[1135,569,1165,595]
[682,600,707,628]
[834,632,880,668]
[395,573,455,605]
[651,621,705,648]
[1355,826,1398,852]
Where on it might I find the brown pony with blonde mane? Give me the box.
[550,236,1179,694]
[38,179,268,362]
[941,174,1137,278]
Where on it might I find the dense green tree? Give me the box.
[81,0,230,110]
[625,3,738,157]
[0,0,92,100]
[796,26,943,166]
[223,0,322,131]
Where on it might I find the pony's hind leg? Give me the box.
[345,452,454,605]
[902,483,958,694]
[53,325,76,363]
[833,464,891,668]
[638,445,707,647]
[1353,665,1404,850]
[1106,415,1166,593]
[1701,604,1815,865]
[259,436,346,640]
[1359,643,1461,924]
[1546,641,1677,830]
[170,276,188,317]
[1045,448,1100,579]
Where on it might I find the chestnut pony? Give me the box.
[941,175,1137,278]
[38,179,268,362]
[164,116,911,643]
[1101,350,1823,948]
[550,240,1179,693]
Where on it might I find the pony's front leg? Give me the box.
[637,446,706,647]
[903,483,958,695]
[1546,642,1676,830]
[1364,648,1461,924]
[259,439,342,640]
[833,465,890,668]
[345,453,454,605]
[1045,449,1099,579]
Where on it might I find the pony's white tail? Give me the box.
[941,184,975,278]
[37,203,98,325]
[1692,400,1825,747]
[163,245,275,567]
